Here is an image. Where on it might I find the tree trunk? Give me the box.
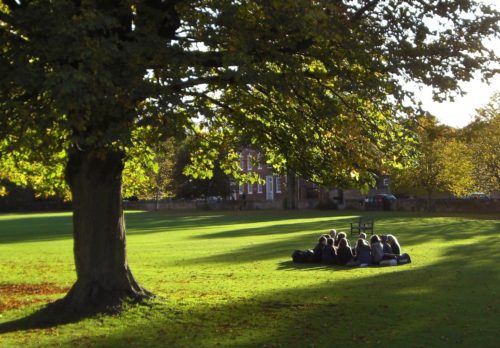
[58,149,153,314]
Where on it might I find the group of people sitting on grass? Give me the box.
[292,229,411,267]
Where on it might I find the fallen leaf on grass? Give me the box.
[0,283,70,311]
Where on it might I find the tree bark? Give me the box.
[58,149,153,314]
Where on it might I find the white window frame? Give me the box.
[247,155,252,170]
[275,176,282,193]
[247,183,253,194]
[257,153,263,169]
[257,181,263,193]
[266,176,274,201]
[239,184,244,194]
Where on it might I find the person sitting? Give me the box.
[370,235,384,264]
[380,235,393,254]
[329,229,337,240]
[387,234,401,255]
[337,238,353,265]
[335,232,349,247]
[355,238,372,267]
[322,238,337,265]
[312,236,327,263]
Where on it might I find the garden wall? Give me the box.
[395,198,500,214]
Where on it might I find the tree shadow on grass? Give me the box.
[0,210,496,245]
[0,214,73,244]
[376,217,500,247]
[180,215,499,266]
[190,216,357,239]
[1,229,499,347]
[276,260,364,272]
[0,210,337,244]
[4,237,494,347]
[96,239,500,347]
[125,210,358,237]
[0,303,88,335]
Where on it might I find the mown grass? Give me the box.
[0,210,499,347]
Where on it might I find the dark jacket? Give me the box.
[391,242,401,255]
[322,245,337,264]
[337,245,353,265]
[382,242,392,254]
[371,242,384,263]
[356,244,372,264]
[312,243,325,263]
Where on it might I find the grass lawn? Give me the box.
[0,210,499,347]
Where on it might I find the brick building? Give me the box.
[231,148,318,203]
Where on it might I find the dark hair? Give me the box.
[370,235,380,244]
[356,238,365,248]
[339,238,348,247]
[337,232,347,241]
[380,235,388,243]
[327,238,334,246]
[319,236,327,244]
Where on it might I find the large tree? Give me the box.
[1,0,498,313]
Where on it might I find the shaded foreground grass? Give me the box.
[0,210,499,347]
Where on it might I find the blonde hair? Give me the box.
[387,234,397,244]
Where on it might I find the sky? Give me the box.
[417,73,499,129]
[416,0,499,128]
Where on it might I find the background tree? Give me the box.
[463,93,500,194]
[122,129,176,209]
[435,138,476,197]
[172,136,231,200]
[391,115,476,204]
[1,0,498,313]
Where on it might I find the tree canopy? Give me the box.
[2,0,498,189]
[1,0,499,312]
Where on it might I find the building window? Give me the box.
[257,181,263,193]
[239,184,244,194]
[247,183,253,194]
[383,177,389,187]
[247,155,252,170]
[275,176,282,193]
[257,153,263,169]
[239,153,244,171]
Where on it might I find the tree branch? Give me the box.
[350,0,381,22]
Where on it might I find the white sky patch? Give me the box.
[416,0,500,128]
[418,73,499,128]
